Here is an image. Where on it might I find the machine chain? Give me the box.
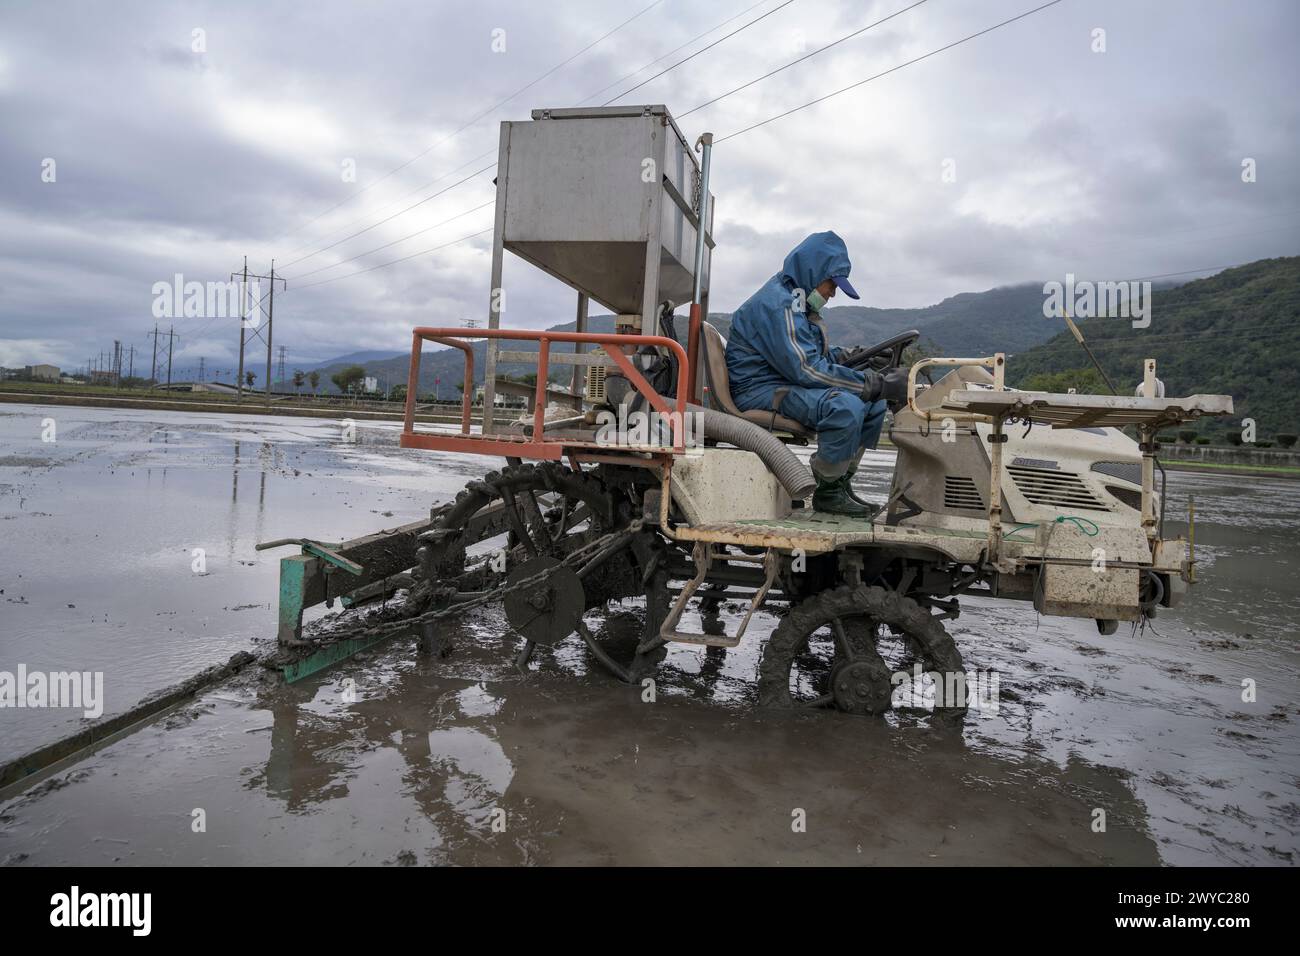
[324,517,645,644]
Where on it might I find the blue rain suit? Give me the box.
[724,232,887,476]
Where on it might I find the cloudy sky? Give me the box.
[2,0,1297,378]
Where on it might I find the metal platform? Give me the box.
[680,513,1166,569]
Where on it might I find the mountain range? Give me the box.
[295,281,1088,396]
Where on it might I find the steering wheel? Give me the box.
[841,329,920,373]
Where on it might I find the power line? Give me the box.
[680,0,930,118]
[279,163,496,268]
[1066,300,1300,334]
[278,1,800,275]
[278,5,785,277]
[1046,286,1300,323]
[1063,292,1300,327]
[278,146,500,258]
[285,199,496,280]
[717,0,1068,143]
[278,0,665,243]
[281,2,795,271]
[287,215,1295,301]
[280,3,774,269]
[1125,262,1292,284]
[578,0,772,106]
[292,228,494,290]
[602,0,797,105]
[275,0,1076,292]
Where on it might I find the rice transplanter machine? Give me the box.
[265,105,1231,715]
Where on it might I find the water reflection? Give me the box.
[242,621,1161,865]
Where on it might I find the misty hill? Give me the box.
[815,284,1064,356]
[294,349,405,371]
[1010,256,1300,437]
[706,282,1073,355]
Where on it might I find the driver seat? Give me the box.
[700,322,814,438]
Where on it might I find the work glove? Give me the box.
[880,367,908,407]
[838,346,867,368]
[860,370,884,403]
[862,367,908,407]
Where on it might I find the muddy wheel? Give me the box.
[581,512,675,683]
[758,584,966,716]
[416,462,670,682]
[420,462,615,587]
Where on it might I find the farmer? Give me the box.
[725,231,906,516]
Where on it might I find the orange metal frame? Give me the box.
[400,327,691,461]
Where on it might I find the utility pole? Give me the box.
[149,324,159,388]
[198,357,205,382]
[276,345,286,391]
[264,261,283,407]
[233,257,249,398]
[127,345,134,382]
[231,259,285,405]
[150,326,179,389]
[165,326,177,389]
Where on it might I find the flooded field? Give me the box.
[1,403,1297,865]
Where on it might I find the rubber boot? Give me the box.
[812,474,875,517]
[844,468,879,510]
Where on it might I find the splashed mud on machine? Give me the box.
[262,105,1232,716]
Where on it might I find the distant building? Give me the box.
[89,370,115,384]
[192,381,240,395]
[24,364,60,382]
[473,385,513,407]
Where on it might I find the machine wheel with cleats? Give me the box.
[759,584,966,716]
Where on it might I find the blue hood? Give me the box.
[781,231,853,294]
[724,229,868,410]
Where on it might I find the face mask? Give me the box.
[807,290,827,313]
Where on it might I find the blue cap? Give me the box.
[831,275,860,299]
